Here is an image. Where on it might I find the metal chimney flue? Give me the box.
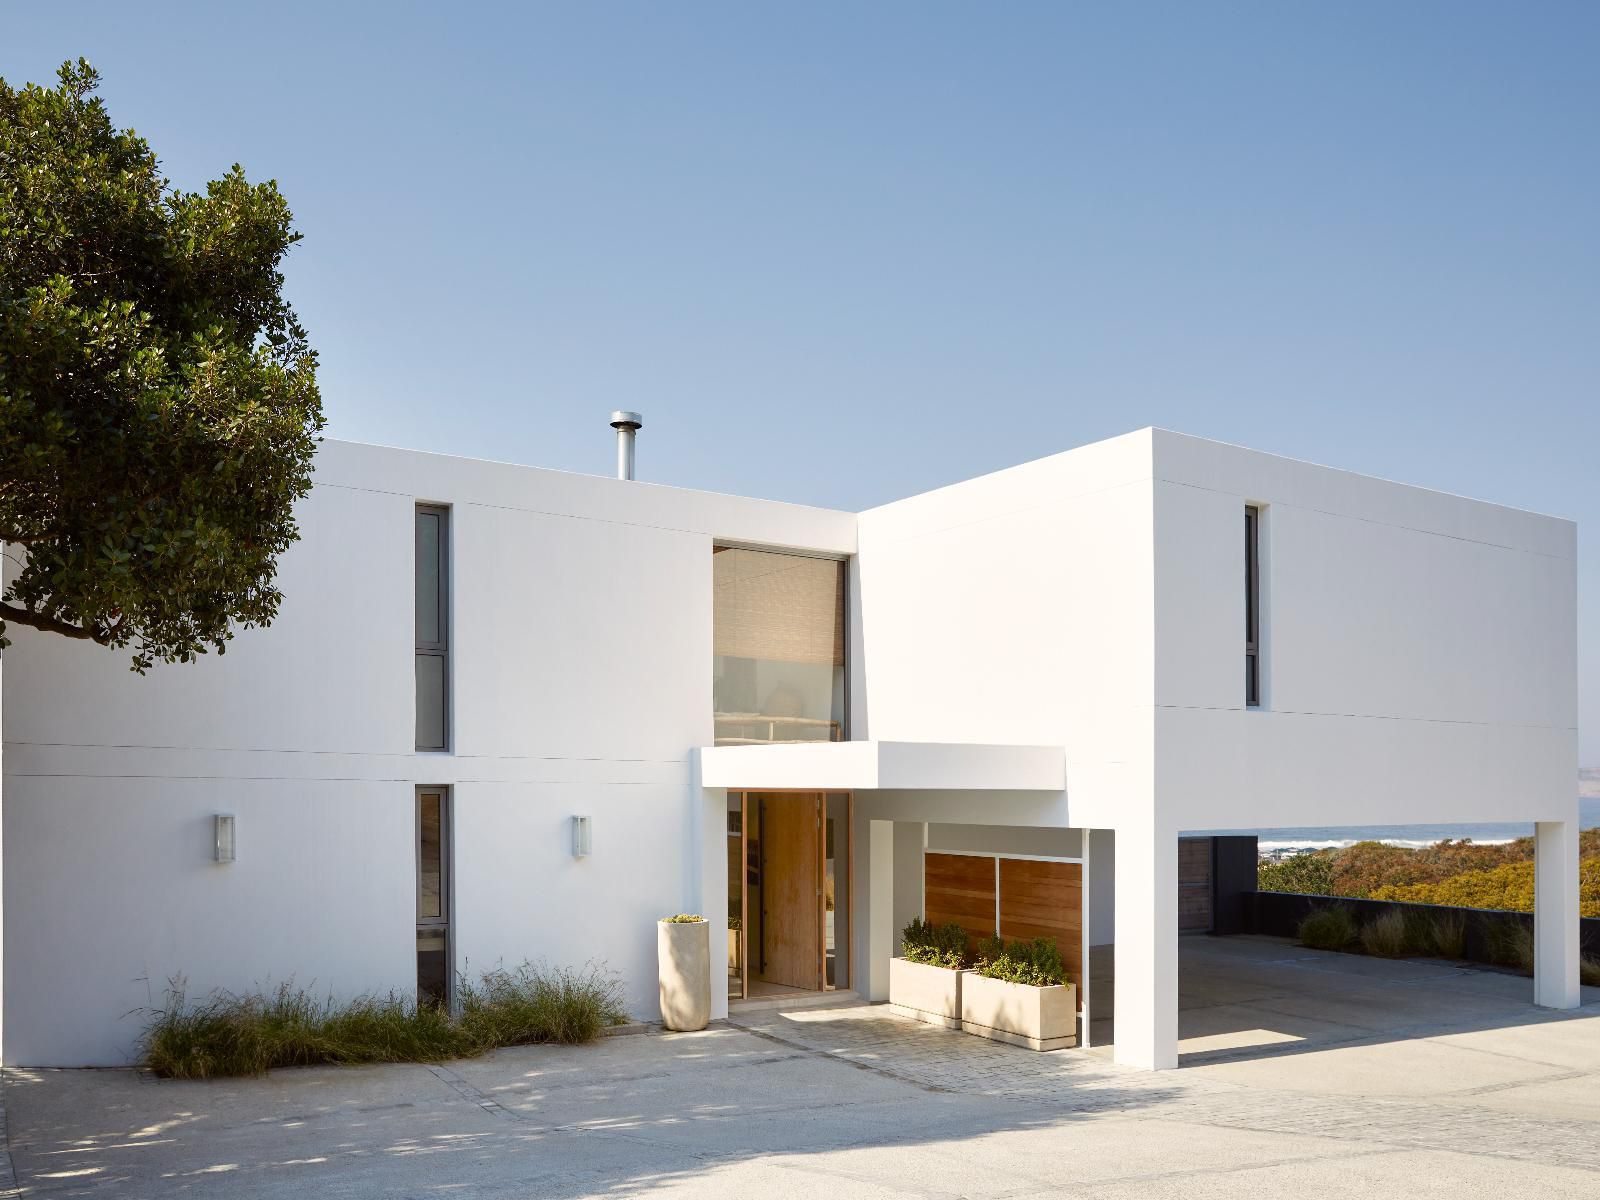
[609,411,642,480]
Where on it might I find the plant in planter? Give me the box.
[961,935,1077,1052]
[889,917,970,1029]
[657,914,710,1031]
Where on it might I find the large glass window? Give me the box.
[713,547,846,746]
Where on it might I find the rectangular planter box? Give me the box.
[888,957,964,1029]
[960,972,1077,1051]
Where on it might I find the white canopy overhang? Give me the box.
[697,740,1066,792]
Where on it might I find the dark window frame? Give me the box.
[416,785,452,1008]
[1245,504,1261,707]
[415,504,451,751]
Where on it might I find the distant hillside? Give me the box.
[1583,768,1600,799]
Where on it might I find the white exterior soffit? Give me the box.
[698,740,1066,792]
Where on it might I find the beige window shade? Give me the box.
[713,547,845,666]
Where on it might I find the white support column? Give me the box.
[892,822,926,948]
[1113,822,1178,1070]
[693,754,730,1021]
[866,819,896,1002]
[1534,819,1580,1010]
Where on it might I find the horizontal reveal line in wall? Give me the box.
[1152,705,1575,733]
[1155,478,1574,562]
[4,772,673,785]
[315,482,853,548]
[3,741,690,765]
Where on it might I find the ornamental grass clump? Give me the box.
[1297,905,1358,952]
[1485,920,1536,974]
[1358,909,1410,958]
[900,917,968,970]
[1423,910,1468,960]
[143,962,627,1080]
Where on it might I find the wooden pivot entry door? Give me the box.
[761,795,821,989]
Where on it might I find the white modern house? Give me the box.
[0,425,1581,1070]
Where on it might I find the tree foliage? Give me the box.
[0,60,322,670]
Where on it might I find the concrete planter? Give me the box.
[889,957,965,1029]
[960,972,1077,1051]
[658,919,711,1031]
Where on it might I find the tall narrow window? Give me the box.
[1245,505,1261,707]
[415,505,449,750]
[416,787,451,1006]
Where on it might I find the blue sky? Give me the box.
[7,2,1598,760]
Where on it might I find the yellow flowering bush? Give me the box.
[1372,857,1600,918]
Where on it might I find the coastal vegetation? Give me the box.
[1260,831,1600,918]
[143,962,628,1079]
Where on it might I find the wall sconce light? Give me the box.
[571,815,592,858]
[214,813,237,864]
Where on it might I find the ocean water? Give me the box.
[1214,796,1600,858]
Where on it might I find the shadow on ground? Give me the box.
[5,937,1598,1199]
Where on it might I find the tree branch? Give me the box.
[0,603,98,641]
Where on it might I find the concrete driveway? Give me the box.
[5,936,1598,1198]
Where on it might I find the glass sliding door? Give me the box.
[824,792,851,990]
[727,794,746,1002]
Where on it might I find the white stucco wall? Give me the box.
[1,427,1577,1067]
[1149,430,1578,833]
[854,429,1158,832]
[1,440,853,1065]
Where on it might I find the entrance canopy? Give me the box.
[698,740,1065,792]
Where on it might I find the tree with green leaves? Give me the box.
[0,59,323,671]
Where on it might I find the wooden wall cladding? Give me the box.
[998,858,1083,989]
[924,853,1084,989]
[923,852,997,950]
[1178,837,1214,933]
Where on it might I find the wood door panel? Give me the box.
[924,852,997,950]
[760,795,820,989]
[998,858,1083,989]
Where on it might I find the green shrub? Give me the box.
[1582,956,1600,988]
[661,913,704,923]
[1297,905,1357,952]
[1359,910,1410,958]
[142,962,628,1080]
[900,917,968,965]
[901,945,965,970]
[972,933,1006,964]
[1258,852,1336,895]
[973,936,1066,988]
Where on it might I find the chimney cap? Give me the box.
[609,410,643,431]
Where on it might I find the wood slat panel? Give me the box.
[1179,837,1213,933]
[998,858,1083,989]
[924,852,996,950]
